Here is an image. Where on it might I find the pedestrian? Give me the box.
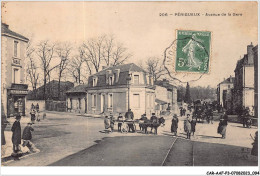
[150,113,158,134]
[117,113,124,132]
[104,116,110,133]
[36,111,41,122]
[31,103,35,111]
[36,103,39,112]
[22,123,39,153]
[217,111,228,139]
[184,114,192,139]
[191,116,197,136]
[30,108,36,124]
[11,115,22,160]
[110,113,115,132]
[171,114,179,136]
[125,109,135,132]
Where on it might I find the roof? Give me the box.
[219,77,235,85]
[66,84,88,94]
[155,98,168,105]
[1,23,29,41]
[92,63,146,76]
[155,79,177,90]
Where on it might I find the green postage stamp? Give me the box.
[175,30,211,73]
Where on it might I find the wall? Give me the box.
[67,94,86,114]
[245,66,254,88]
[155,86,170,103]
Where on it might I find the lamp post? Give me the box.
[126,74,132,110]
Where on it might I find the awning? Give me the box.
[155,98,167,105]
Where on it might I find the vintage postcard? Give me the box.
[1,1,258,176]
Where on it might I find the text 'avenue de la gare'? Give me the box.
[159,13,243,17]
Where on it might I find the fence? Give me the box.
[45,100,67,112]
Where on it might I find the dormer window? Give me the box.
[109,76,113,85]
[93,77,97,87]
[134,75,139,85]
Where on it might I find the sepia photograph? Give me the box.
[0,1,259,175]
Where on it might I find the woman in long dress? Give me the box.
[184,114,192,139]
[171,114,179,136]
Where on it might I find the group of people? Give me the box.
[104,109,135,133]
[103,109,163,134]
[30,103,43,123]
[11,115,39,160]
[171,114,196,139]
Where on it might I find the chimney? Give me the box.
[247,42,254,65]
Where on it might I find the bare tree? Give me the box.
[81,35,131,74]
[36,40,58,100]
[26,41,39,98]
[145,57,166,82]
[56,43,72,99]
[69,55,85,85]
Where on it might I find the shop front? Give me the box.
[7,84,28,117]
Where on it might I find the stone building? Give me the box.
[154,79,178,114]
[217,76,235,112]
[66,63,155,118]
[253,45,258,118]
[1,23,29,117]
[233,43,255,115]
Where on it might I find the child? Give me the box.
[22,123,39,153]
[104,116,110,133]
[110,114,115,132]
[191,116,197,136]
[30,109,36,124]
[184,114,192,139]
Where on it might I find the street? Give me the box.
[2,112,258,166]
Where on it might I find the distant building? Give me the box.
[154,79,178,114]
[27,80,74,101]
[66,63,156,118]
[217,76,235,112]
[1,23,29,117]
[253,45,258,118]
[233,43,255,114]
[66,84,88,113]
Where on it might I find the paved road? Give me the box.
[50,136,257,166]
[2,112,258,166]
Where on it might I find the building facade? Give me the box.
[1,23,29,117]
[217,76,235,112]
[66,63,156,118]
[233,43,255,115]
[154,79,178,114]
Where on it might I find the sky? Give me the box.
[2,1,258,88]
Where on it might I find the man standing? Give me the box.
[125,109,135,132]
[218,111,228,139]
[171,114,179,136]
[11,115,22,160]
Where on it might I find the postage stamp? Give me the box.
[175,30,211,73]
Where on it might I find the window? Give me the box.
[108,94,113,108]
[134,75,139,84]
[109,76,113,85]
[133,94,140,108]
[92,94,97,107]
[93,78,97,87]
[14,41,18,57]
[13,68,20,84]
[70,98,73,108]
[78,98,81,109]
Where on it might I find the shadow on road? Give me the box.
[196,134,222,139]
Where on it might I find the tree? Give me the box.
[56,43,72,99]
[80,35,131,74]
[184,82,192,104]
[36,40,58,100]
[69,55,86,85]
[145,57,166,82]
[26,40,39,98]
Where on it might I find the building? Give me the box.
[66,63,156,118]
[1,23,29,117]
[217,76,235,112]
[233,43,255,114]
[253,45,258,118]
[66,84,88,113]
[154,79,178,114]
